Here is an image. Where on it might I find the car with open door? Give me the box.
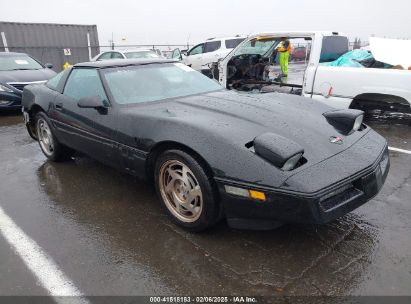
[22,58,389,232]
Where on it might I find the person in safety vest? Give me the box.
[276,37,292,78]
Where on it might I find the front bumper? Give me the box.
[0,91,22,110]
[216,145,390,229]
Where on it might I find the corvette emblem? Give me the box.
[329,136,343,144]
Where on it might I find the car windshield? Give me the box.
[124,51,160,59]
[102,63,223,104]
[233,37,279,56]
[0,55,44,71]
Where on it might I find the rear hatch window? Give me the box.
[204,41,221,53]
[225,38,245,49]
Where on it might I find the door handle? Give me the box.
[55,103,63,110]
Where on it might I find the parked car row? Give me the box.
[2,31,410,117]
[0,35,245,111]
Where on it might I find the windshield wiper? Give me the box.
[9,68,39,71]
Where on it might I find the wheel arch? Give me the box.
[26,104,46,140]
[145,141,215,183]
[28,104,45,116]
[349,93,411,112]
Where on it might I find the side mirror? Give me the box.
[77,96,106,110]
[45,63,53,69]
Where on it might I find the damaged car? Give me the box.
[22,58,389,231]
[214,31,411,119]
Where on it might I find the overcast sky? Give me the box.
[0,0,410,47]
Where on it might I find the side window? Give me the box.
[111,52,124,59]
[46,71,65,90]
[97,52,113,60]
[320,36,349,63]
[63,69,108,103]
[188,44,204,56]
[204,41,221,53]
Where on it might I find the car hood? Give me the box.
[147,90,370,168]
[0,68,56,83]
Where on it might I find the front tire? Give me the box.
[154,150,220,232]
[35,112,73,162]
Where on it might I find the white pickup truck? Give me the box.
[215,31,411,118]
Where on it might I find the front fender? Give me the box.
[22,84,57,113]
[144,118,289,188]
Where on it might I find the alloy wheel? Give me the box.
[36,118,55,157]
[159,159,203,222]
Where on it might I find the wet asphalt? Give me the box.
[0,112,410,297]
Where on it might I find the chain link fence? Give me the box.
[1,44,193,72]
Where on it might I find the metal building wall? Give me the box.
[0,22,100,71]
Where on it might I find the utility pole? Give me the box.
[186,34,191,50]
[109,32,115,50]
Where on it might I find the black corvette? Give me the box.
[22,59,389,231]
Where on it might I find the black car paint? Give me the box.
[22,59,389,229]
[0,52,56,110]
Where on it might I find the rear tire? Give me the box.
[154,149,220,232]
[35,112,73,162]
